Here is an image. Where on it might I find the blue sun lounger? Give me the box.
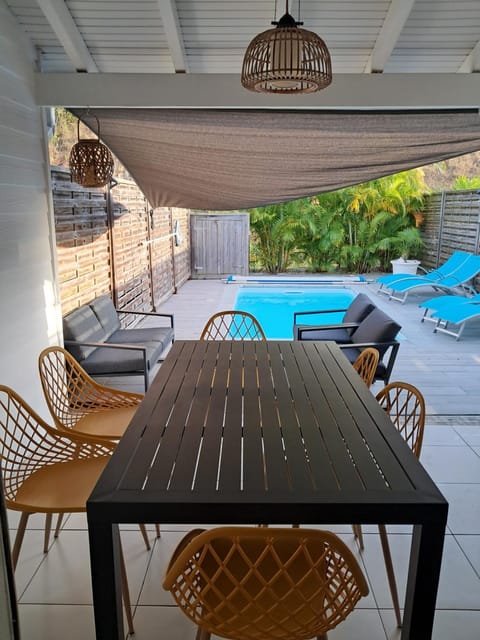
[386,253,480,303]
[419,293,480,323]
[377,251,471,294]
[432,300,480,340]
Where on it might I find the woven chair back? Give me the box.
[0,385,113,507]
[353,347,380,388]
[38,346,141,432]
[200,311,266,341]
[376,381,426,458]
[163,526,368,640]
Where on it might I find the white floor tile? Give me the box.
[423,425,466,446]
[453,425,480,447]
[18,604,95,640]
[432,610,480,640]
[438,483,480,534]
[455,535,480,576]
[421,445,480,483]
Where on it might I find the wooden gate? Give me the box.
[190,212,249,278]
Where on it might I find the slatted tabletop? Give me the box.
[87,340,447,640]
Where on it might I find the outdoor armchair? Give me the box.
[296,307,402,385]
[163,526,369,640]
[353,347,380,388]
[293,292,375,341]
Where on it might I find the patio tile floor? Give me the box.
[9,277,480,639]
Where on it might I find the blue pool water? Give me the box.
[234,287,355,339]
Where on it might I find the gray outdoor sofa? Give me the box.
[62,294,174,390]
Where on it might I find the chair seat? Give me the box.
[73,406,137,439]
[14,456,111,512]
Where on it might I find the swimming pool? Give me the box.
[234,287,355,339]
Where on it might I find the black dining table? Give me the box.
[87,339,447,640]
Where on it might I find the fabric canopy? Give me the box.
[76,109,480,210]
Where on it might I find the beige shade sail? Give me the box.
[74,109,480,210]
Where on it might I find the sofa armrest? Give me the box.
[294,322,359,340]
[116,309,174,329]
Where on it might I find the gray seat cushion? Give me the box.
[343,293,376,324]
[89,295,121,337]
[108,327,174,351]
[63,305,107,361]
[81,340,165,376]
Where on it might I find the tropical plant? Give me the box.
[453,175,480,190]
[249,199,309,273]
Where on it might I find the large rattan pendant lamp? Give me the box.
[241,0,332,94]
[69,115,114,188]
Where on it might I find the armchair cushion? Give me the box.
[351,308,401,356]
[343,293,376,324]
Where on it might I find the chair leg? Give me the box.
[119,540,135,635]
[196,627,211,640]
[378,524,402,628]
[54,513,64,538]
[44,513,53,553]
[352,524,364,551]
[155,524,161,538]
[138,524,151,551]
[316,634,328,640]
[12,512,30,570]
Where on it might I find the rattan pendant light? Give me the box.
[69,116,114,188]
[241,0,332,94]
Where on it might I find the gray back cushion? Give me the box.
[351,308,401,355]
[62,305,106,361]
[89,295,120,337]
[343,293,376,324]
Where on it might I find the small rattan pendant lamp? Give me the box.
[69,116,114,188]
[241,0,332,94]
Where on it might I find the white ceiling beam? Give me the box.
[34,73,480,109]
[35,0,98,72]
[156,0,188,73]
[458,41,480,73]
[364,0,416,73]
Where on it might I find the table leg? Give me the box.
[88,520,124,640]
[401,519,447,639]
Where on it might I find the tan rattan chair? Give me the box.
[376,381,426,458]
[200,310,266,341]
[38,346,160,544]
[0,385,136,634]
[353,347,380,388]
[163,526,369,640]
[38,346,143,440]
[354,381,426,628]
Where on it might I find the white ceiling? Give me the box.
[6,0,480,108]
[6,0,480,75]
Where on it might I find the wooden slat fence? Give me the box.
[422,189,480,287]
[51,167,191,318]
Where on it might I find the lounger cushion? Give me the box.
[351,308,401,355]
[89,295,121,337]
[62,306,107,361]
[343,293,376,324]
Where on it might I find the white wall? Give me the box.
[0,0,61,412]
